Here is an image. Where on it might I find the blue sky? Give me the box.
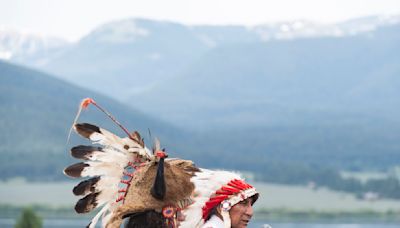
[1,0,399,41]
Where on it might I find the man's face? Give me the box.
[229,197,254,228]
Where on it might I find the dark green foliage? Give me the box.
[364,177,400,199]
[254,162,400,199]
[14,207,42,228]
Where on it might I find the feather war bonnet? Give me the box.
[64,98,258,228]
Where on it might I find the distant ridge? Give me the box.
[4,15,400,102]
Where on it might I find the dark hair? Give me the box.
[205,207,219,221]
[124,210,165,228]
[251,193,259,205]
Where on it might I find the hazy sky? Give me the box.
[1,0,399,41]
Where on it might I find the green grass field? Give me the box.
[252,182,400,212]
[0,179,76,207]
[2,179,400,212]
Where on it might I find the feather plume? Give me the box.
[70,146,103,160]
[64,162,89,178]
[74,123,151,159]
[75,123,101,139]
[71,146,128,163]
[75,192,100,213]
[64,161,125,178]
[75,185,117,214]
[153,138,161,153]
[81,161,125,178]
[100,210,113,228]
[87,203,111,228]
[73,177,101,196]
[130,131,144,147]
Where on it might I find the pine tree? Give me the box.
[14,207,42,228]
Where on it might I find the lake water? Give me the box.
[1,218,399,227]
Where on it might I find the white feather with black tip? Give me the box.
[65,123,153,228]
[74,123,151,159]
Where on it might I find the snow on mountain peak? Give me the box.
[0,27,68,60]
[251,15,400,41]
[0,51,12,60]
[87,19,150,43]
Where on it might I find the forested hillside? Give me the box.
[0,60,183,180]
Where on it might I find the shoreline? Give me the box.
[2,204,400,223]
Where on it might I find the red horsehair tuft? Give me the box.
[156,151,167,158]
[80,98,96,109]
[71,97,133,141]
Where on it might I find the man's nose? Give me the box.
[245,204,253,216]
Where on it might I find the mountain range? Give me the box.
[11,16,397,129]
[135,22,400,127]
[3,15,399,106]
[1,15,400,180]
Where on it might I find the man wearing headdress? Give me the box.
[202,191,257,228]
